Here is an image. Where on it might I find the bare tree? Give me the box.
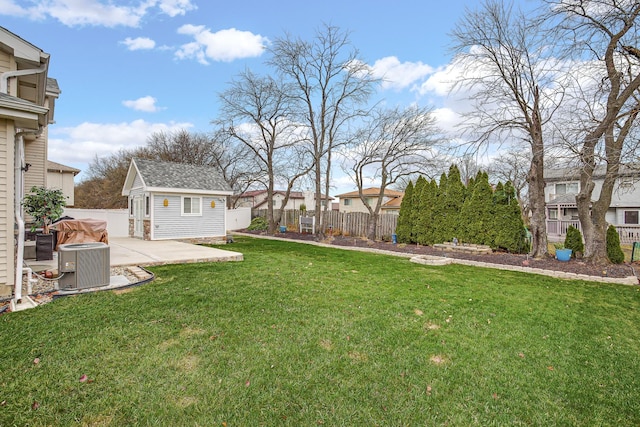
[342,105,440,240]
[75,148,147,208]
[268,24,377,234]
[145,129,217,165]
[216,70,314,234]
[547,0,640,264]
[488,148,532,215]
[208,129,262,208]
[451,0,565,258]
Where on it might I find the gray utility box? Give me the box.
[58,243,110,290]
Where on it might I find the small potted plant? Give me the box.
[554,242,572,262]
[22,186,66,260]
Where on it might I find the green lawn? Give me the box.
[1,237,639,426]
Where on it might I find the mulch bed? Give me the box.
[242,230,639,280]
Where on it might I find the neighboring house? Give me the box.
[121,158,233,243]
[238,189,333,211]
[545,165,640,242]
[336,188,404,214]
[0,27,60,299]
[380,194,403,215]
[47,160,79,206]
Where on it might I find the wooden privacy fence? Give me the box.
[252,209,399,240]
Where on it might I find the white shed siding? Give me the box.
[152,193,226,240]
[132,172,144,189]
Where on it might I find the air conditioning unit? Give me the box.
[58,243,110,290]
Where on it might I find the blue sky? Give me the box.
[2,0,483,194]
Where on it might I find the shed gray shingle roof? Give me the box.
[134,158,232,192]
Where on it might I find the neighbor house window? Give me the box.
[129,197,133,216]
[548,209,558,220]
[145,195,150,217]
[343,199,351,206]
[624,210,639,225]
[182,196,201,215]
[555,182,579,195]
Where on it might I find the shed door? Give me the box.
[133,196,144,238]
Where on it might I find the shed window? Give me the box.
[624,210,639,225]
[182,197,202,216]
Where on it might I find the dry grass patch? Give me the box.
[348,351,369,362]
[176,354,200,372]
[175,396,198,408]
[424,322,441,331]
[319,339,334,351]
[429,354,448,365]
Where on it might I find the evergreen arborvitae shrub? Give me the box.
[411,176,428,243]
[606,225,625,264]
[441,165,466,243]
[493,181,528,253]
[247,216,268,231]
[460,171,494,246]
[416,179,438,245]
[430,172,449,244]
[395,181,414,243]
[564,225,584,258]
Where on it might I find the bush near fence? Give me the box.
[252,209,398,240]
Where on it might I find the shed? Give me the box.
[122,158,232,243]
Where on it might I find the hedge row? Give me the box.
[396,165,529,253]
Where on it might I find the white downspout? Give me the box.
[14,132,26,303]
[1,61,48,304]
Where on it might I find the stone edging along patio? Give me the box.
[233,232,639,286]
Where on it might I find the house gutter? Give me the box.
[0,64,47,94]
[1,64,48,304]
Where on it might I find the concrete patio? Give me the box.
[24,237,243,272]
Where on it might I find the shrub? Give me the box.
[564,225,584,258]
[247,216,268,231]
[606,225,625,264]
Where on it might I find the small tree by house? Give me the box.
[22,186,66,234]
[606,225,625,264]
[564,225,584,258]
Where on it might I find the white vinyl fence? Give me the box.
[63,208,129,237]
[63,207,252,238]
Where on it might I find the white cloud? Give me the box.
[157,0,196,17]
[370,56,434,91]
[0,0,197,27]
[121,37,156,51]
[175,25,269,64]
[122,96,162,112]
[48,119,193,165]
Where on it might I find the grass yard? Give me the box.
[1,236,640,426]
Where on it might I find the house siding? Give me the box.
[47,170,76,205]
[24,130,47,191]
[0,119,15,295]
[0,50,10,72]
[152,193,226,240]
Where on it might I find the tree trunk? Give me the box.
[367,213,378,241]
[527,118,548,258]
